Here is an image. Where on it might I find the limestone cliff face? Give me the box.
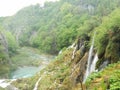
[69,38,89,89]
[71,52,88,84]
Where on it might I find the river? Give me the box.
[11,66,43,79]
[10,47,55,79]
[0,47,55,89]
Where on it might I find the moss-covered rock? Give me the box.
[105,27,120,63]
[71,52,88,85]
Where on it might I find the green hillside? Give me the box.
[1,0,120,54]
[0,0,119,90]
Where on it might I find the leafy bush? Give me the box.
[5,31,18,56]
[109,70,120,90]
[85,62,120,90]
[85,72,102,85]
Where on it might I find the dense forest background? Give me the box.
[0,0,120,55]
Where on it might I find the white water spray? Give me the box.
[83,32,97,83]
[0,79,17,89]
[72,45,77,59]
[33,77,42,90]
[90,54,98,73]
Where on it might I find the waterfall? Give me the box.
[99,60,109,71]
[83,32,96,83]
[0,79,17,89]
[0,79,10,88]
[33,77,42,90]
[69,43,75,49]
[58,50,62,55]
[90,54,98,73]
[72,45,77,59]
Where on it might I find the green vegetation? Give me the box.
[0,0,120,54]
[86,62,120,90]
[94,9,120,66]
[0,0,120,89]
[5,31,18,56]
[0,87,4,90]
[0,25,17,78]
[12,48,73,90]
[11,47,51,67]
[12,76,38,89]
[0,64,10,78]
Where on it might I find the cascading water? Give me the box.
[0,79,17,89]
[72,45,77,59]
[83,32,97,83]
[90,54,98,73]
[99,60,109,71]
[33,77,42,90]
